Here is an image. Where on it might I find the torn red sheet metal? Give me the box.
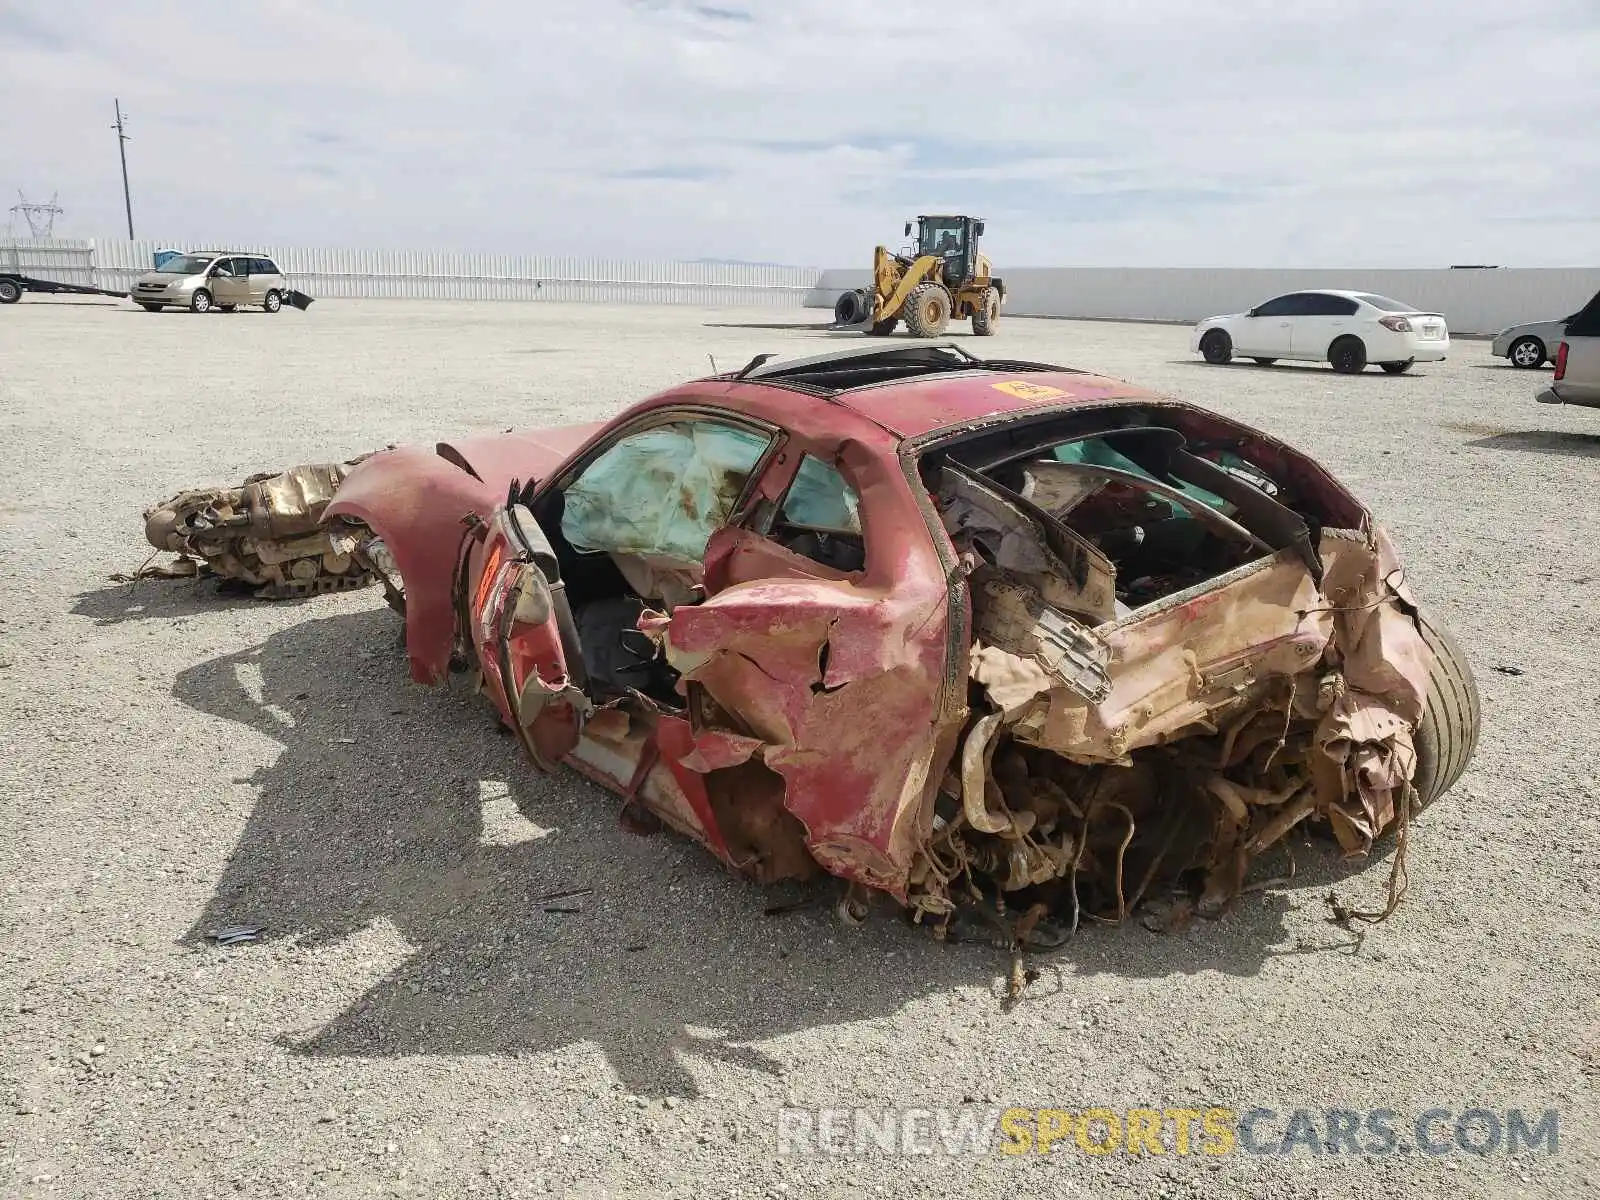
[144,343,1481,937]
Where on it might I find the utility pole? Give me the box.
[112,98,134,238]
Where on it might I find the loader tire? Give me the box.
[971,287,1000,335]
[904,282,952,337]
[1409,608,1480,810]
[833,289,869,325]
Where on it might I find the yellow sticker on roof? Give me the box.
[991,380,1068,401]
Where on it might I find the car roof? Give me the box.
[710,342,1164,440]
[1274,289,1369,300]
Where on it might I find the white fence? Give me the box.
[1,240,98,288]
[2,238,820,307]
[806,266,1600,336]
[9,237,1597,333]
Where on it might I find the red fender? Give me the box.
[434,425,609,496]
[323,446,500,683]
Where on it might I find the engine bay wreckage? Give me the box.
[140,456,380,598]
[140,342,1481,944]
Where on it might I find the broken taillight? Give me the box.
[1378,316,1413,333]
[1555,341,1569,380]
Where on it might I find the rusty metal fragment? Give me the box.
[139,457,380,598]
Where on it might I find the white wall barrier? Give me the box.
[805,266,1600,336]
[9,237,1597,334]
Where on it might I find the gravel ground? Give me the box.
[2,297,1597,1199]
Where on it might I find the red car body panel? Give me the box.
[824,370,1140,438]
[435,423,610,494]
[323,445,495,683]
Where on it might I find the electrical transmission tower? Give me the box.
[8,191,64,238]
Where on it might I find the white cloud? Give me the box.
[1,0,1596,266]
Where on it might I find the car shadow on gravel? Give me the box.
[169,608,1393,1097]
[1167,361,1431,378]
[1462,430,1600,459]
[72,577,283,626]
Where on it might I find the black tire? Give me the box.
[263,289,283,314]
[971,286,1000,335]
[1329,336,1367,374]
[1252,357,1277,366]
[190,289,214,314]
[220,304,237,313]
[1379,360,1413,375]
[0,278,22,304]
[903,282,952,337]
[138,302,162,312]
[1508,336,1545,369]
[833,291,862,325]
[1410,608,1481,809]
[1200,329,1232,364]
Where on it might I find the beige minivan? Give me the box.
[130,252,289,313]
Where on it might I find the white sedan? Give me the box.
[1192,289,1450,374]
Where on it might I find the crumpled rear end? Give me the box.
[901,412,1453,935]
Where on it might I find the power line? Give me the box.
[112,98,134,239]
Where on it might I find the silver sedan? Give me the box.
[1490,313,1578,368]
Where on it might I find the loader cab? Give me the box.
[906,215,985,288]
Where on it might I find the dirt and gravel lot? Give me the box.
[2,297,1598,1199]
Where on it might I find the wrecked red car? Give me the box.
[288,341,1476,935]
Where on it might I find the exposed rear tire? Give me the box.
[1379,360,1413,375]
[1410,608,1481,810]
[971,286,1000,335]
[1252,357,1277,366]
[190,289,213,313]
[1509,336,1545,369]
[903,282,952,337]
[0,279,22,304]
[1329,336,1367,373]
[1200,329,1232,364]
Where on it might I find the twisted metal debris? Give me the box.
[139,457,380,598]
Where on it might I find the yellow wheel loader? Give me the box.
[832,215,1005,337]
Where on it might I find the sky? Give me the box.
[1,0,1597,268]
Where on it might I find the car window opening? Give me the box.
[1351,293,1412,312]
[927,419,1322,624]
[528,419,775,711]
[758,453,866,574]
